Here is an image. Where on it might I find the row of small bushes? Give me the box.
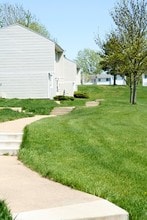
[54,95,74,101]
[54,91,89,101]
[74,91,89,99]
[0,200,13,220]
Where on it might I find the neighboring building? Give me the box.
[142,74,147,86]
[84,72,126,86]
[76,66,82,86]
[0,24,81,99]
[114,75,126,85]
[92,73,112,85]
[55,55,81,96]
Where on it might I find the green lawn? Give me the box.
[0,200,13,220]
[0,98,59,122]
[0,98,58,115]
[0,109,34,122]
[0,97,87,122]
[16,86,147,219]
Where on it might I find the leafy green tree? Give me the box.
[76,49,102,83]
[99,34,126,85]
[0,3,50,39]
[25,21,50,39]
[97,0,147,104]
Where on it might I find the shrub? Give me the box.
[0,200,13,220]
[74,91,89,99]
[54,95,74,101]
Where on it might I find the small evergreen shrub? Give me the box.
[0,200,13,220]
[74,91,89,99]
[54,95,74,101]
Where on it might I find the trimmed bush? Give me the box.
[54,95,74,101]
[0,200,13,220]
[74,91,89,99]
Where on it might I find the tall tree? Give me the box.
[76,49,102,83]
[0,3,50,39]
[97,0,147,104]
[99,33,126,85]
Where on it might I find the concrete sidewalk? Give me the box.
[0,156,98,213]
[0,113,128,219]
[0,156,128,220]
[14,201,129,220]
[0,106,75,133]
[0,115,52,133]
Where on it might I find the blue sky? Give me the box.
[0,0,117,60]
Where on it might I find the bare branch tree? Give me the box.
[0,3,51,39]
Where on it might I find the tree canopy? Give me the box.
[0,3,51,39]
[76,48,102,75]
[98,33,126,85]
[97,0,147,104]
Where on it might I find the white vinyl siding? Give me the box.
[0,24,80,98]
[63,58,77,95]
[0,25,55,98]
[55,56,78,96]
[64,58,77,81]
[54,52,64,95]
[142,74,147,86]
[0,72,48,98]
[55,53,64,79]
[76,68,81,85]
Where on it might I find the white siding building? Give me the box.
[84,72,126,86]
[0,24,80,99]
[142,74,147,86]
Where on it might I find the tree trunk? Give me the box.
[128,74,133,104]
[129,84,133,104]
[113,75,117,85]
[130,75,137,104]
[132,82,137,104]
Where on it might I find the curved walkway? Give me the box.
[0,115,52,133]
[0,108,99,214]
[0,157,128,220]
[0,156,98,213]
[0,100,100,133]
[0,104,128,219]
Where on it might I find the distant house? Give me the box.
[84,72,126,86]
[114,75,126,85]
[94,73,112,85]
[142,74,147,86]
[0,24,81,99]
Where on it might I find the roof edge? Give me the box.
[0,23,64,52]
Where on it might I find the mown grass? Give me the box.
[0,98,58,115]
[0,98,59,122]
[0,109,33,122]
[15,86,147,219]
[0,97,88,121]
[0,93,89,122]
[0,200,13,220]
